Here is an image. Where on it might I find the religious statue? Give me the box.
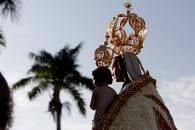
[91,2,177,130]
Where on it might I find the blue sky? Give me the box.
[0,0,195,130]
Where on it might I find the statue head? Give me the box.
[112,55,130,83]
[92,67,113,86]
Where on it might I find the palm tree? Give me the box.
[12,43,94,130]
[0,0,21,20]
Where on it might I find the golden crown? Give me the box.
[94,2,148,67]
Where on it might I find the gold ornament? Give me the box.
[94,2,148,67]
[94,45,112,67]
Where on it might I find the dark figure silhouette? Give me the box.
[0,72,13,130]
[90,67,117,123]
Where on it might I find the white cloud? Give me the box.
[62,121,91,130]
[158,76,195,130]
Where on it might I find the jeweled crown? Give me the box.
[94,2,148,67]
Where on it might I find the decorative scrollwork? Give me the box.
[94,45,112,67]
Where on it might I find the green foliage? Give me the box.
[12,76,34,90]
[28,81,49,100]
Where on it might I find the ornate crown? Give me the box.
[94,3,148,67]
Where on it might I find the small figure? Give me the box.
[90,67,117,124]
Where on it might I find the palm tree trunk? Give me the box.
[53,86,62,130]
[56,109,61,130]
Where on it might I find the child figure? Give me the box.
[90,67,117,124]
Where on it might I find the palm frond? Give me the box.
[77,77,94,90]
[56,43,82,61]
[62,101,71,115]
[12,76,34,90]
[62,101,72,115]
[56,45,69,59]
[65,86,86,115]
[66,70,94,90]
[48,101,71,121]
[28,82,50,100]
[29,50,54,65]
[27,63,52,77]
[0,30,6,47]
[0,0,22,20]
[53,58,79,81]
[28,67,53,82]
[69,42,83,60]
[48,98,57,121]
[48,97,62,122]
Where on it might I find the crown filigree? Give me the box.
[94,2,148,67]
